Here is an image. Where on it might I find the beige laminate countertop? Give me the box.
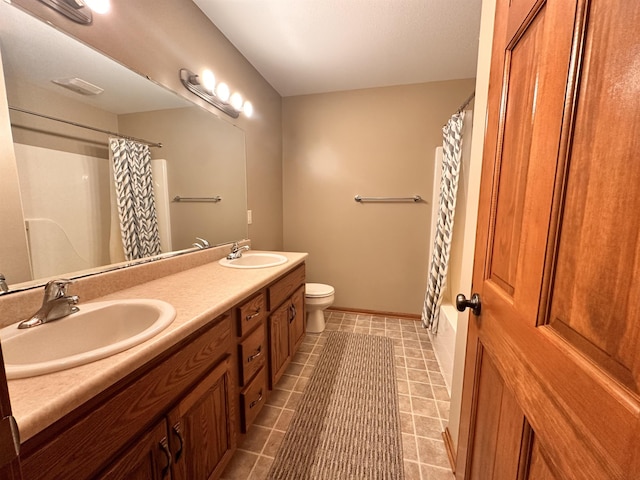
[7,251,308,443]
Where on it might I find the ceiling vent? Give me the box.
[52,77,104,96]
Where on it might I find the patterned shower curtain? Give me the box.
[422,111,465,333]
[109,138,162,261]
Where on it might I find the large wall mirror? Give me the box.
[0,3,248,292]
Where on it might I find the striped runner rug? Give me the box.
[267,331,404,479]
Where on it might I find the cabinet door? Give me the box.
[268,301,291,387]
[98,420,171,480]
[169,356,236,480]
[288,286,305,355]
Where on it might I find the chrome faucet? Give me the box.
[0,273,8,293]
[192,237,210,249]
[226,242,250,260]
[18,279,79,329]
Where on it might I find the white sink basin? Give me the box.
[219,253,288,269]
[0,299,176,379]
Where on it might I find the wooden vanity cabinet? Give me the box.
[233,263,306,433]
[267,264,306,388]
[18,261,307,479]
[268,300,292,387]
[99,357,236,480]
[20,314,236,480]
[98,419,171,480]
[167,356,235,480]
[233,292,268,433]
[289,285,305,354]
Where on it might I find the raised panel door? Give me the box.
[268,302,291,387]
[169,357,236,480]
[288,286,305,355]
[97,420,170,480]
[457,0,640,479]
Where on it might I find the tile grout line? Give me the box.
[228,311,451,480]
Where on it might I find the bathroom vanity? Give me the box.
[2,248,307,479]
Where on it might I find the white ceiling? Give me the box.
[0,2,192,115]
[193,0,482,97]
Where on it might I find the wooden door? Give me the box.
[169,356,236,480]
[288,286,306,355]
[98,420,170,480]
[268,301,291,387]
[457,1,640,479]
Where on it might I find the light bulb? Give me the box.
[243,101,254,118]
[84,0,110,14]
[201,69,215,93]
[230,92,243,111]
[216,82,230,102]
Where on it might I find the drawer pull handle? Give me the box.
[159,436,172,478]
[245,308,261,321]
[247,345,263,362]
[249,389,263,409]
[172,422,184,462]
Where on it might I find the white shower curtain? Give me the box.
[109,138,162,261]
[422,111,465,333]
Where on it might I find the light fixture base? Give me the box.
[37,0,93,24]
[179,69,240,119]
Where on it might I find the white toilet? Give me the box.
[305,283,335,333]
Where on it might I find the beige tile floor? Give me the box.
[221,310,454,480]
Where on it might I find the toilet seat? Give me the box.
[305,283,334,298]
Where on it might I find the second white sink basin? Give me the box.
[219,253,288,269]
[1,299,176,379]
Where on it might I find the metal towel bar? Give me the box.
[354,195,422,203]
[173,195,222,203]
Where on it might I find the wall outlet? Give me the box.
[247,210,252,225]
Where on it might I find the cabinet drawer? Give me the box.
[268,263,305,310]
[239,367,267,432]
[238,324,266,386]
[237,292,266,337]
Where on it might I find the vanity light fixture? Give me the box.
[84,0,110,14]
[36,0,111,25]
[179,68,252,119]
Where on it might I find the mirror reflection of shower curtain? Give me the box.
[422,111,465,333]
[109,138,162,261]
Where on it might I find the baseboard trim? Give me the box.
[442,427,457,474]
[328,306,420,321]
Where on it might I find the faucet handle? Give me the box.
[43,279,73,301]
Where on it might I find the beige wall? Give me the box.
[119,107,247,249]
[283,79,476,315]
[7,79,118,159]
[10,0,284,250]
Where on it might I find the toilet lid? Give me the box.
[306,283,334,298]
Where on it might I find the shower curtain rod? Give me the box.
[8,106,163,148]
[456,91,475,113]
